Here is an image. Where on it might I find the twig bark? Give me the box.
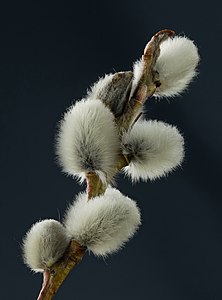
[37,241,86,300]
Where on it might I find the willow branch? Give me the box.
[36,29,174,300]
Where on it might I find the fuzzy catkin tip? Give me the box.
[130,59,144,98]
[121,120,184,181]
[56,98,120,183]
[87,74,114,100]
[22,219,71,272]
[64,187,141,257]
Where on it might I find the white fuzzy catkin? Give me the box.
[153,36,199,97]
[22,219,70,272]
[121,120,184,181]
[64,187,141,256]
[56,99,120,183]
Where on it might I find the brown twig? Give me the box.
[37,240,86,300]
[86,171,106,200]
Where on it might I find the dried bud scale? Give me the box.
[87,72,134,118]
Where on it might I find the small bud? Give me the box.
[22,219,70,272]
[87,72,133,117]
[121,120,184,181]
[64,187,141,257]
[56,99,120,183]
[153,36,200,97]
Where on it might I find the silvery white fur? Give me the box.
[121,120,184,181]
[130,59,144,97]
[23,219,70,272]
[153,36,199,97]
[56,99,120,183]
[87,74,114,100]
[64,187,141,256]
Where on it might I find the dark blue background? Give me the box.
[1,1,222,299]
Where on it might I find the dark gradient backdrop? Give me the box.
[1,1,222,299]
